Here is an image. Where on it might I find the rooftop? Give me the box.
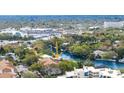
[39,58,57,66]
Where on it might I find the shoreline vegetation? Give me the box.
[0,15,124,78]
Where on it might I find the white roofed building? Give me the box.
[0,28,28,37]
[104,21,124,28]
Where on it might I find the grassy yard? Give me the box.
[119,69,124,73]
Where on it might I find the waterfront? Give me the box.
[94,59,124,69]
[1,15,124,78]
[61,53,124,69]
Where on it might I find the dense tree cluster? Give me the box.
[0,33,33,40]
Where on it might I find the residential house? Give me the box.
[0,59,16,78]
[39,58,57,66]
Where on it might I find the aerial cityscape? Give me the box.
[1,15,124,78]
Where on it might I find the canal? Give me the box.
[61,52,124,69]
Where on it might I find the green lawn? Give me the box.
[119,69,124,73]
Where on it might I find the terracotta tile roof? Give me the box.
[0,59,16,78]
[39,58,57,66]
[0,73,16,78]
[0,60,14,70]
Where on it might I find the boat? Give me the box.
[119,58,124,63]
